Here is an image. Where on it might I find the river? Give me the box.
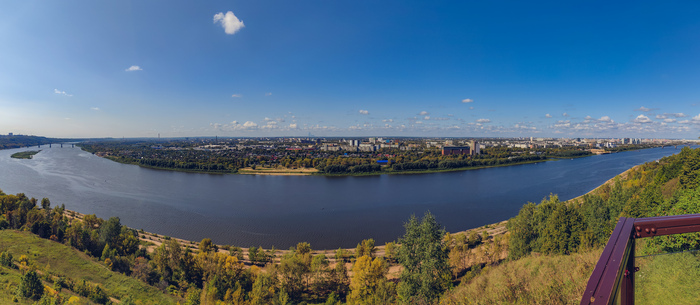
[0,146,688,249]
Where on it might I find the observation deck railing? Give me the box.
[580,214,700,305]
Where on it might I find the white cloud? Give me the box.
[54,89,72,97]
[125,65,142,72]
[265,92,272,96]
[382,119,394,122]
[231,94,242,98]
[90,107,100,111]
[562,112,569,117]
[424,116,430,120]
[359,110,369,115]
[418,111,429,115]
[289,123,298,129]
[513,123,537,130]
[598,116,612,122]
[210,120,259,131]
[213,11,245,35]
[545,113,552,118]
[469,107,474,110]
[635,106,652,112]
[671,113,687,118]
[476,118,491,123]
[664,118,676,123]
[633,114,652,123]
[242,121,258,128]
[656,114,667,119]
[462,98,474,103]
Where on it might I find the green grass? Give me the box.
[636,251,700,304]
[0,230,179,304]
[10,151,40,159]
[441,248,602,305]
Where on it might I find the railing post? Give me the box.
[621,237,635,305]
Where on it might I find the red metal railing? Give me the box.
[580,214,700,305]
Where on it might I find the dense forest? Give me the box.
[2,146,699,304]
[507,146,700,260]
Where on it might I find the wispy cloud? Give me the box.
[90,107,100,111]
[635,106,656,112]
[462,98,474,103]
[562,112,569,117]
[213,11,245,35]
[211,120,258,131]
[54,89,72,97]
[418,111,429,116]
[265,92,272,96]
[231,94,242,98]
[359,110,369,115]
[125,65,142,72]
[476,118,491,123]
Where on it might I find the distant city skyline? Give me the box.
[1,1,700,139]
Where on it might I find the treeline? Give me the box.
[389,155,545,172]
[0,135,59,150]
[507,146,700,260]
[321,154,546,174]
[136,158,236,173]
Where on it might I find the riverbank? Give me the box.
[88,144,664,177]
[317,159,550,176]
[238,167,319,175]
[97,152,550,177]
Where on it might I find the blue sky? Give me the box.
[1,1,700,138]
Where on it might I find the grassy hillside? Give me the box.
[440,249,601,305]
[0,230,178,304]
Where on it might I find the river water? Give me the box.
[0,146,688,249]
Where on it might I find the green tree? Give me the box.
[40,198,50,210]
[679,147,700,189]
[248,246,259,263]
[507,202,537,260]
[0,251,13,267]
[248,272,276,305]
[16,270,44,300]
[278,252,309,299]
[397,212,451,304]
[355,239,376,258]
[99,216,122,248]
[199,238,218,253]
[296,242,312,255]
[540,202,584,255]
